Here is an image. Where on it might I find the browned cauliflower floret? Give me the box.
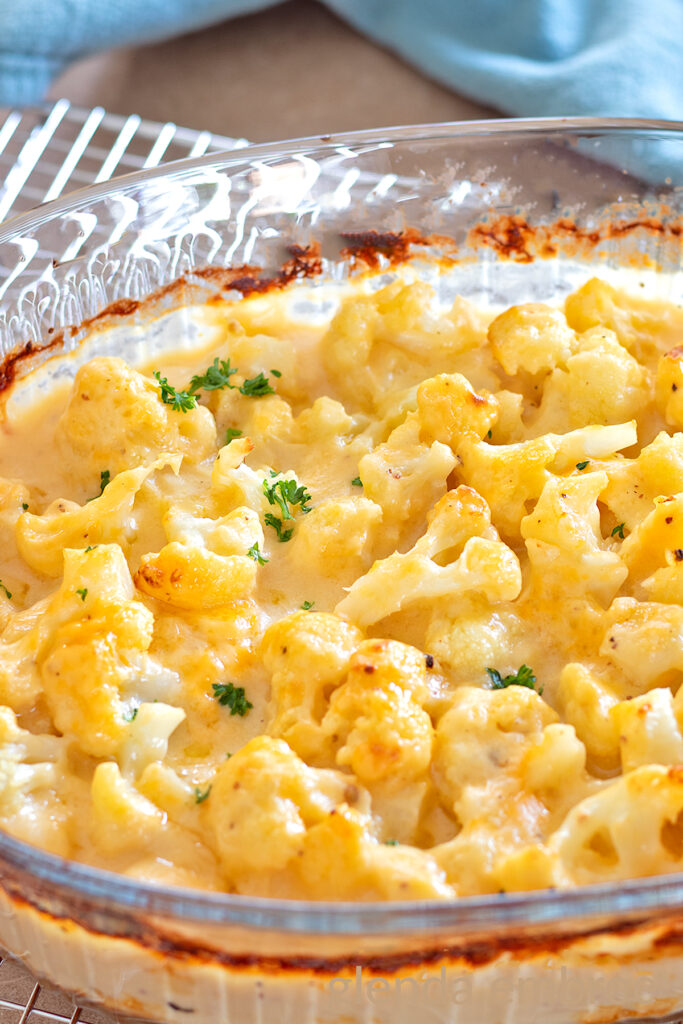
[57,356,216,476]
[417,373,499,448]
[262,612,363,762]
[321,639,432,785]
[489,303,577,376]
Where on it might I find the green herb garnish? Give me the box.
[212,682,253,717]
[611,522,626,539]
[239,372,275,397]
[576,460,589,471]
[0,582,11,600]
[264,513,294,543]
[189,357,238,394]
[301,600,315,610]
[21,503,28,511]
[124,707,138,723]
[153,370,197,412]
[351,476,362,487]
[194,785,212,804]
[76,588,88,602]
[225,428,243,443]
[270,368,282,378]
[247,542,268,565]
[486,664,541,693]
[384,839,399,846]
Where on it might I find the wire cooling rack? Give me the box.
[0,98,247,223]
[0,98,246,1023]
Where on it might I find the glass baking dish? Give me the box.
[2,118,683,1024]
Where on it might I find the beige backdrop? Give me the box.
[49,0,497,140]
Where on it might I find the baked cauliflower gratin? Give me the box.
[3,273,683,902]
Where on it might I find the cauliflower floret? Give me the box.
[655,346,683,426]
[565,277,683,366]
[321,639,432,785]
[321,281,478,412]
[135,543,256,610]
[619,494,683,601]
[489,303,577,376]
[416,373,499,448]
[291,497,382,584]
[601,431,683,532]
[118,701,186,779]
[90,761,166,856]
[38,545,176,757]
[357,413,456,549]
[612,688,683,775]
[521,472,627,605]
[207,736,367,879]
[335,487,521,628]
[57,356,216,476]
[17,455,181,577]
[432,686,589,894]
[546,765,683,886]
[556,663,620,772]
[0,706,62,810]
[262,612,363,761]
[600,598,683,692]
[426,597,523,682]
[531,327,650,434]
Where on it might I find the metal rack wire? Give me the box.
[0,98,247,223]
[0,97,245,1023]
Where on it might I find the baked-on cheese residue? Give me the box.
[2,274,683,900]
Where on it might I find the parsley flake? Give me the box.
[487,429,493,440]
[0,581,11,600]
[76,587,88,602]
[576,460,589,471]
[270,368,282,378]
[384,839,399,846]
[99,469,111,494]
[153,370,197,412]
[85,545,97,553]
[351,476,362,487]
[189,357,238,394]
[239,372,275,397]
[264,513,294,542]
[225,428,243,443]
[194,785,212,804]
[486,664,541,693]
[611,522,626,539]
[301,600,315,610]
[123,707,138,722]
[212,682,253,717]
[247,542,268,565]
[21,503,28,511]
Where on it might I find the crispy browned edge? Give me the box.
[3,217,683,984]
[3,213,683,396]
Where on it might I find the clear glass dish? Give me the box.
[2,118,683,1024]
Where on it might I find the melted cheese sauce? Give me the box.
[3,273,683,900]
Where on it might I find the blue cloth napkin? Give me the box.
[0,0,681,119]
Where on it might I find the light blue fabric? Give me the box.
[0,0,681,120]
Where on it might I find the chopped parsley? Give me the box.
[270,368,282,378]
[486,664,541,693]
[194,785,212,804]
[0,581,11,600]
[487,429,493,440]
[611,522,626,539]
[247,542,268,565]
[123,707,138,722]
[576,460,589,471]
[264,513,293,543]
[239,372,275,397]
[212,682,253,717]
[225,428,243,443]
[189,357,238,394]
[21,503,28,511]
[384,839,399,846]
[76,587,88,601]
[153,370,197,412]
[351,476,362,487]
[301,600,315,610]
[263,476,312,542]
[98,469,111,494]
[85,545,97,553]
